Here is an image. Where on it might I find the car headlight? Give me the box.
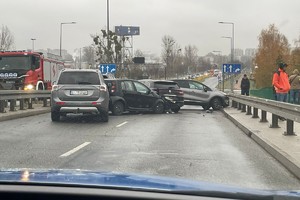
[24,84,34,90]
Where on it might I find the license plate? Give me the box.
[70,90,88,95]
[5,81,15,84]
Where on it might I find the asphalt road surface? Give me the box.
[1,109,300,190]
[203,77,218,89]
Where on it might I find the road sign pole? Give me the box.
[222,72,225,92]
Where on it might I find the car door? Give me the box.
[120,80,137,109]
[133,81,156,109]
[188,81,210,103]
[175,80,193,101]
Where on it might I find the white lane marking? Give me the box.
[60,142,91,157]
[116,121,128,128]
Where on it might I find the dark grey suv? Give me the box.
[51,69,109,122]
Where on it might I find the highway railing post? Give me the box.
[10,99,16,111]
[241,104,246,112]
[0,100,6,113]
[246,105,252,115]
[270,114,280,128]
[238,102,242,110]
[43,98,48,107]
[284,119,296,136]
[260,110,268,122]
[20,99,25,110]
[252,108,259,118]
[28,98,33,109]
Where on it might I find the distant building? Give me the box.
[245,48,256,57]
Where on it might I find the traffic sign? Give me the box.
[99,64,116,74]
[222,64,241,74]
[115,26,140,36]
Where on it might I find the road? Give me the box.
[203,77,218,89]
[1,109,300,190]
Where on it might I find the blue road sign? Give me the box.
[99,64,116,74]
[222,64,241,74]
[115,26,140,36]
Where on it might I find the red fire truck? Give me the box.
[0,51,64,90]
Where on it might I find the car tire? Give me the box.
[171,106,180,113]
[153,101,164,114]
[51,111,60,122]
[112,101,124,116]
[211,98,222,110]
[102,111,109,122]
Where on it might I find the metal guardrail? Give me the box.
[0,90,51,113]
[228,94,300,135]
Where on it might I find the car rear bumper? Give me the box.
[59,107,99,113]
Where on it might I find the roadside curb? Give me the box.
[0,108,50,122]
[222,109,300,180]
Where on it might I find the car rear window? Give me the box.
[154,82,179,89]
[58,72,100,85]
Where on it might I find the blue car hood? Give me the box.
[0,169,299,197]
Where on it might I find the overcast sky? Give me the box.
[2,0,300,57]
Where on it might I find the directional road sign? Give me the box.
[222,63,241,74]
[99,64,116,74]
[115,26,140,36]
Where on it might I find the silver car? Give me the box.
[51,69,109,122]
[172,79,229,110]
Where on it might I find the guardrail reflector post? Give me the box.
[28,98,33,109]
[0,100,6,113]
[246,106,252,115]
[43,98,47,107]
[260,110,268,122]
[270,114,280,128]
[252,108,259,118]
[20,99,25,110]
[284,119,296,136]
[10,100,16,111]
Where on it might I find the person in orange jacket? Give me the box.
[272,62,290,102]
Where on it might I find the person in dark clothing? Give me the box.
[241,74,250,96]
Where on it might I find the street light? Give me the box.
[31,38,36,51]
[212,50,224,91]
[219,21,235,92]
[60,22,76,57]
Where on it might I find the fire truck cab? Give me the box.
[0,51,64,90]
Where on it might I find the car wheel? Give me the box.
[51,111,60,122]
[102,111,109,122]
[153,101,164,114]
[211,98,222,110]
[171,106,180,113]
[112,101,124,116]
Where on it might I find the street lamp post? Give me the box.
[212,50,223,91]
[219,22,235,92]
[31,38,36,51]
[60,22,76,57]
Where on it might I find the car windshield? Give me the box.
[2,0,300,196]
[0,56,31,70]
[58,72,100,85]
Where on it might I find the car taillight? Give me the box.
[178,90,184,95]
[52,85,59,91]
[56,102,65,105]
[92,102,101,105]
[111,85,116,93]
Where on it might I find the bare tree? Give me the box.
[134,49,144,57]
[82,45,95,66]
[183,45,198,74]
[0,25,14,51]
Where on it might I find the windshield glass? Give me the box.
[0,56,31,70]
[2,0,300,195]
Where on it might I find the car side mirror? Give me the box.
[204,88,207,92]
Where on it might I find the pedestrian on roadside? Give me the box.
[289,69,300,104]
[240,74,250,96]
[272,62,290,102]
